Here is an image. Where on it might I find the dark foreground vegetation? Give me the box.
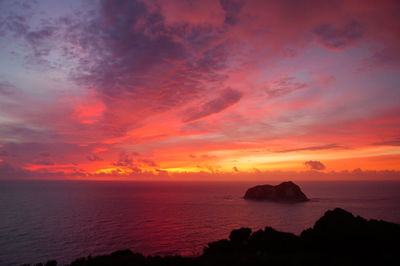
[24,208,400,266]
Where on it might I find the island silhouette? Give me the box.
[244,181,309,202]
[24,208,399,266]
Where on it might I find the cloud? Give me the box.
[33,159,54,166]
[0,82,15,96]
[373,137,400,146]
[56,0,235,138]
[277,144,345,153]
[233,166,239,172]
[2,13,29,38]
[0,142,94,170]
[87,154,103,162]
[0,162,28,178]
[39,151,50,157]
[266,77,307,98]
[113,152,135,168]
[201,154,217,159]
[0,161,83,179]
[183,88,243,122]
[25,25,56,57]
[25,26,55,45]
[1,0,400,179]
[314,21,363,49]
[0,124,55,143]
[155,0,226,27]
[112,151,148,172]
[220,0,245,26]
[138,159,158,167]
[304,160,326,171]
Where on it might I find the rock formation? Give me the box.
[244,181,309,202]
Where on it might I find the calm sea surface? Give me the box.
[0,180,399,265]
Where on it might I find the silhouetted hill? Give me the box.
[24,208,400,266]
[244,181,309,202]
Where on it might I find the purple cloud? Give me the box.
[314,21,363,49]
[266,77,308,98]
[0,82,15,96]
[87,154,103,162]
[220,0,244,26]
[138,159,158,167]
[278,144,345,153]
[33,159,54,166]
[304,160,326,171]
[183,88,243,122]
[39,151,50,157]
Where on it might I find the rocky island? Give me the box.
[244,181,309,202]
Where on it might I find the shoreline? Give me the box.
[23,208,400,266]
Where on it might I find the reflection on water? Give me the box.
[0,180,399,265]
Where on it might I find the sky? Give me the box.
[0,0,399,181]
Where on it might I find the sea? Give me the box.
[0,180,399,266]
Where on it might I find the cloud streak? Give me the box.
[183,88,243,122]
[277,144,346,153]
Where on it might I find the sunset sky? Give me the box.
[0,0,399,180]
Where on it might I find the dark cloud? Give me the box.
[0,7,57,63]
[87,154,103,161]
[26,26,55,43]
[113,151,157,169]
[219,0,244,26]
[314,21,363,49]
[0,162,28,178]
[233,166,239,172]
[0,162,84,179]
[33,159,54,165]
[0,142,92,168]
[0,124,54,143]
[39,151,50,157]
[195,41,229,73]
[69,0,189,95]
[373,137,400,146]
[183,88,243,122]
[113,152,134,167]
[266,77,307,98]
[277,144,345,153]
[25,25,56,56]
[361,45,400,71]
[0,82,15,96]
[3,13,29,37]
[201,154,217,159]
[304,160,326,171]
[138,159,158,167]
[55,0,235,137]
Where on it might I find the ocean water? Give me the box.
[0,180,399,265]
